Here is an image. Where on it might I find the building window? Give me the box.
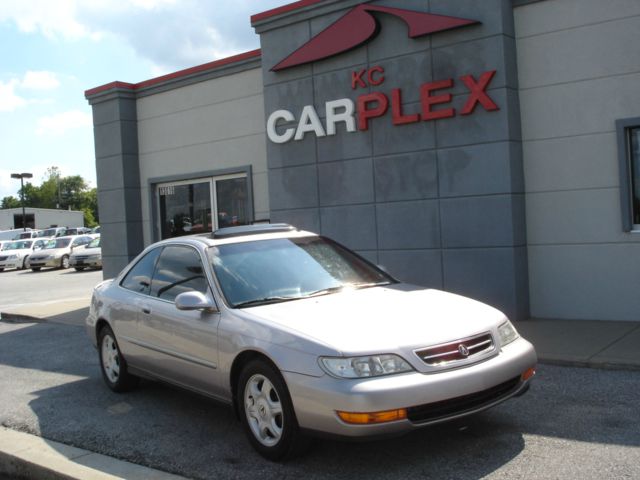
[157,173,250,240]
[616,118,640,231]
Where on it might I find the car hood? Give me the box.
[242,284,507,355]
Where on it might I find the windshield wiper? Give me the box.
[304,286,347,298]
[233,296,299,308]
[351,281,392,289]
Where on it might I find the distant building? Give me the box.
[0,207,84,231]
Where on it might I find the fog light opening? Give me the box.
[337,408,407,425]
[521,367,536,381]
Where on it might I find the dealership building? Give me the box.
[85,0,640,322]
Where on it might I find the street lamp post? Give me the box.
[10,172,33,231]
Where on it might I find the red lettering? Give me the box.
[420,79,454,121]
[351,69,367,89]
[357,92,389,130]
[367,66,385,86]
[391,89,419,125]
[460,70,499,115]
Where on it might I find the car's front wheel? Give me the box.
[98,325,139,392]
[22,256,29,269]
[60,255,70,269]
[238,360,308,461]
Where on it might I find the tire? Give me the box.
[31,267,41,272]
[237,360,309,461]
[22,256,29,270]
[98,325,139,393]
[0,268,3,272]
[60,255,70,269]
[74,267,86,271]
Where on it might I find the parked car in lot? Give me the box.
[86,224,537,460]
[29,235,93,271]
[60,227,92,237]
[36,227,66,238]
[70,236,102,271]
[0,239,48,271]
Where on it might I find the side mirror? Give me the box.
[175,291,218,313]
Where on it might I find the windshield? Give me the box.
[88,237,101,248]
[208,236,394,308]
[4,241,32,250]
[39,229,57,237]
[45,238,71,249]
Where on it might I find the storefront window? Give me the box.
[216,177,249,228]
[157,174,249,240]
[629,127,640,227]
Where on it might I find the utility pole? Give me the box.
[10,172,33,231]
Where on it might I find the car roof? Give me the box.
[153,224,316,249]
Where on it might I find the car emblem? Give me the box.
[271,4,478,71]
[458,344,470,357]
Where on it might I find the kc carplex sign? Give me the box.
[266,67,499,144]
[265,4,499,144]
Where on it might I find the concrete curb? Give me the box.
[0,427,189,480]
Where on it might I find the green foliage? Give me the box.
[4,166,99,226]
[1,196,21,209]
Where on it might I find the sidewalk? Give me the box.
[1,300,639,479]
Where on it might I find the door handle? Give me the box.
[141,306,151,314]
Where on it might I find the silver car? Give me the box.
[29,235,93,271]
[69,236,102,270]
[86,224,536,460]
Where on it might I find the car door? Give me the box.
[136,244,223,399]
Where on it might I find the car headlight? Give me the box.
[320,354,413,378]
[8,255,18,260]
[498,320,519,346]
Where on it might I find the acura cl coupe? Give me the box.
[86,224,536,460]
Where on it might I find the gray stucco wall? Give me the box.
[516,0,640,321]
[255,0,528,319]
[87,90,144,279]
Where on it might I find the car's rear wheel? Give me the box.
[60,255,70,269]
[74,267,85,271]
[238,360,308,461]
[98,325,138,392]
[31,267,40,272]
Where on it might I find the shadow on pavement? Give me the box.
[1,320,639,480]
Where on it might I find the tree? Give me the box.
[1,196,20,209]
[1,166,99,226]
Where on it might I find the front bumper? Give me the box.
[0,259,21,269]
[284,337,536,438]
[70,257,102,268]
[29,257,61,268]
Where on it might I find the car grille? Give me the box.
[0,256,7,261]
[74,256,89,261]
[406,376,521,424]
[415,332,494,367]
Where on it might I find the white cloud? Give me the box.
[1,0,286,72]
[0,0,93,40]
[0,80,26,112]
[36,110,92,136]
[21,71,61,90]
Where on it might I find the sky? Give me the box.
[0,0,291,200]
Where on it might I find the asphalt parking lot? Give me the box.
[0,267,102,325]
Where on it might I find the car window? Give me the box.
[121,247,162,295]
[88,237,101,248]
[150,245,209,302]
[45,238,71,249]
[209,236,393,308]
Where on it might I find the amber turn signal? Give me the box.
[521,367,536,381]
[337,408,408,424]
